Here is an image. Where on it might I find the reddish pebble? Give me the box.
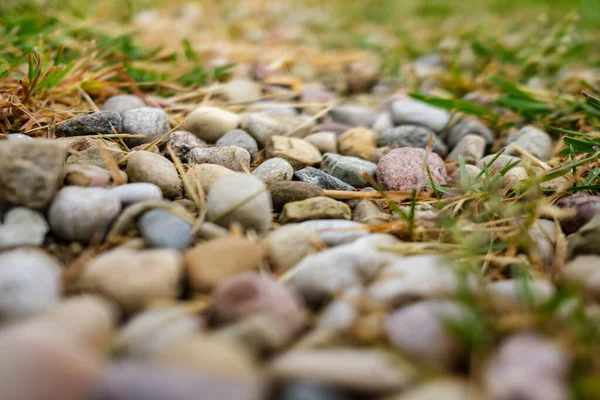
[376,147,448,192]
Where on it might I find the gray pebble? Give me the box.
[164,131,207,162]
[0,207,48,249]
[247,101,299,116]
[103,94,146,114]
[243,113,314,147]
[111,183,163,205]
[478,154,522,172]
[372,112,394,134]
[300,219,369,246]
[126,151,181,199]
[215,129,258,161]
[321,153,377,188]
[329,104,377,127]
[446,117,494,148]
[138,209,193,251]
[4,134,34,141]
[389,98,450,132]
[304,132,337,154]
[378,125,447,155]
[252,158,294,186]
[294,167,356,191]
[446,134,486,164]
[504,125,552,161]
[122,107,171,147]
[57,111,122,137]
[188,146,251,172]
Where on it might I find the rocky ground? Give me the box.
[1,1,600,399]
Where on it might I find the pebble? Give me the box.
[66,145,123,169]
[313,122,353,135]
[329,104,377,127]
[0,207,48,248]
[389,98,450,132]
[213,271,305,334]
[77,248,183,313]
[446,134,486,164]
[138,209,193,251]
[185,164,233,193]
[184,236,265,292]
[353,199,389,225]
[294,167,356,191]
[478,154,521,172]
[322,153,377,188]
[376,147,448,192]
[64,164,112,187]
[279,196,351,223]
[304,132,337,154]
[505,125,553,161]
[274,382,350,400]
[110,183,163,205]
[216,129,259,160]
[529,219,557,271]
[0,139,67,209]
[244,113,314,147]
[385,300,467,368]
[186,106,241,143]
[247,101,299,116]
[372,112,394,134]
[300,219,369,246]
[556,193,600,234]
[451,164,482,188]
[269,181,325,212]
[502,166,529,189]
[447,117,494,148]
[188,146,251,172]
[126,151,182,198]
[487,279,555,311]
[218,79,262,103]
[48,186,121,243]
[562,255,600,297]
[206,173,273,233]
[57,111,122,137]
[268,349,416,394]
[122,107,171,146]
[266,136,322,169]
[318,286,363,331]
[265,224,321,272]
[371,146,392,162]
[338,127,378,160]
[103,94,146,114]
[378,125,448,155]
[484,333,570,400]
[568,214,600,257]
[252,158,294,186]
[164,130,207,162]
[115,306,202,359]
[4,133,34,140]
[0,249,62,322]
[387,378,483,400]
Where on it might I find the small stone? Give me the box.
[338,127,378,160]
[110,183,163,205]
[378,125,447,155]
[64,164,111,187]
[188,146,251,172]
[247,101,298,116]
[122,107,171,147]
[138,209,193,251]
[185,164,233,193]
[206,173,272,233]
[446,134,486,164]
[353,200,389,225]
[329,105,377,127]
[163,130,207,162]
[77,248,183,313]
[252,158,294,186]
[451,164,482,187]
[487,279,555,311]
[218,79,262,103]
[372,112,393,134]
[568,215,600,257]
[385,300,467,368]
[390,98,450,132]
[268,349,415,394]
[505,125,553,161]
[318,286,363,331]
[184,236,265,292]
[447,117,494,148]
[115,306,202,359]
[556,193,600,234]
[269,181,325,212]
[57,111,122,137]
[322,153,377,188]
[274,382,351,400]
[478,154,522,172]
[300,87,337,114]
[0,249,61,322]
[502,167,529,189]
[371,146,392,163]
[484,333,570,400]
[265,224,320,272]
[562,256,600,298]
[48,186,121,243]
[279,197,351,223]
[216,129,259,160]
[313,122,352,135]
[376,148,448,192]
[66,145,123,169]
[300,219,369,246]
[529,219,557,271]
[304,132,337,154]
[0,139,67,209]
[386,378,483,400]
[0,207,48,248]
[4,133,34,141]
[244,113,314,147]
[294,167,356,191]
[103,94,146,114]
[126,151,182,198]
[266,136,322,169]
[186,106,241,143]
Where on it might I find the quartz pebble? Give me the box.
[338,127,378,160]
[378,125,447,155]
[390,98,450,132]
[103,94,146,114]
[218,79,262,103]
[294,167,356,191]
[322,153,377,188]
[0,207,48,248]
[376,147,448,192]
[57,111,122,137]
[269,181,325,212]
[252,158,294,186]
[126,151,182,198]
[122,107,171,147]
[186,106,241,143]
[4,133,34,141]
[266,136,322,169]
[110,183,163,205]
[279,196,351,223]
[188,146,251,172]
[185,164,233,193]
[138,209,193,251]
[216,129,259,160]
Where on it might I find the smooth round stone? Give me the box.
[372,112,393,134]
[322,153,377,188]
[504,125,552,161]
[274,382,350,400]
[64,164,112,187]
[446,134,486,164]
[568,215,600,257]
[122,107,171,147]
[451,164,482,188]
[447,117,494,148]
[206,173,272,233]
[218,79,262,103]
[389,378,483,400]
[300,219,368,246]
[313,122,353,136]
[66,144,123,169]
[243,112,314,147]
[247,101,299,116]
[279,197,351,223]
[126,151,182,198]
[562,255,600,298]
[502,167,529,189]
[252,158,294,186]
[216,129,259,161]
[389,98,450,132]
[294,167,356,191]
[378,125,447,155]
[318,286,363,331]
[110,183,163,205]
[0,207,48,248]
[185,164,234,193]
[376,148,448,192]
[338,127,378,160]
[556,193,600,234]
[266,136,322,169]
[529,219,557,271]
[269,181,325,212]
[164,130,207,162]
[4,133,34,141]
[353,200,389,225]
[138,209,193,251]
[0,139,67,209]
[265,224,320,272]
[186,106,241,143]
[0,249,61,322]
[304,132,337,154]
[487,279,555,311]
[188,146,251,172]
[48,187,122,243]
[57,111,123,137]
[103,94,146,114]
[477,154,521,172]
[329,104,377,127]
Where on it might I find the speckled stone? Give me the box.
[188,146,251,172]
[57,111,122,137]
[269,181,325,212]
[122,107,171,147]
[378,125,447,155]
[252,158,294,186]
[163,131,207,162]
[216,129,259,161]
[322,153,377,188]
[294,167,356,191]
[376,147,448,192]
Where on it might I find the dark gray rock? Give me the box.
[378,125,447,155]
[57,111,122,137]
[294,167,355,191]
[216,129,259,161]
[138,209,193,251]
[321,153,377,188]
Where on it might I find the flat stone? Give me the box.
[300,219,369,246]
[446,134,486,164]
[0,207,48,248]
[269,181,325,212]
[322,153,377,188]
[126,151,181,198]
[186,106,241,143]
[57,111,122,137]
[390,98,450,132]
[353,200,389,225]
[216,129,258,161]
[138,209,193,251]
[378,125,447,155]
[376,148,448,192]
[265,224,321,272]
[122,107,171,147]
[338,127,378,160]
[294,167,356,191]
[266,136,322,169]
[185,164,234,193]
[110,183,163,205]
[188,146,251,172]
[304,132,337,154]
[279,196,351,223]
[252,158,294,186]
[244,112,314,147]
[504,125,552,161]
[163,130,207,162]
[103,95,146,114]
